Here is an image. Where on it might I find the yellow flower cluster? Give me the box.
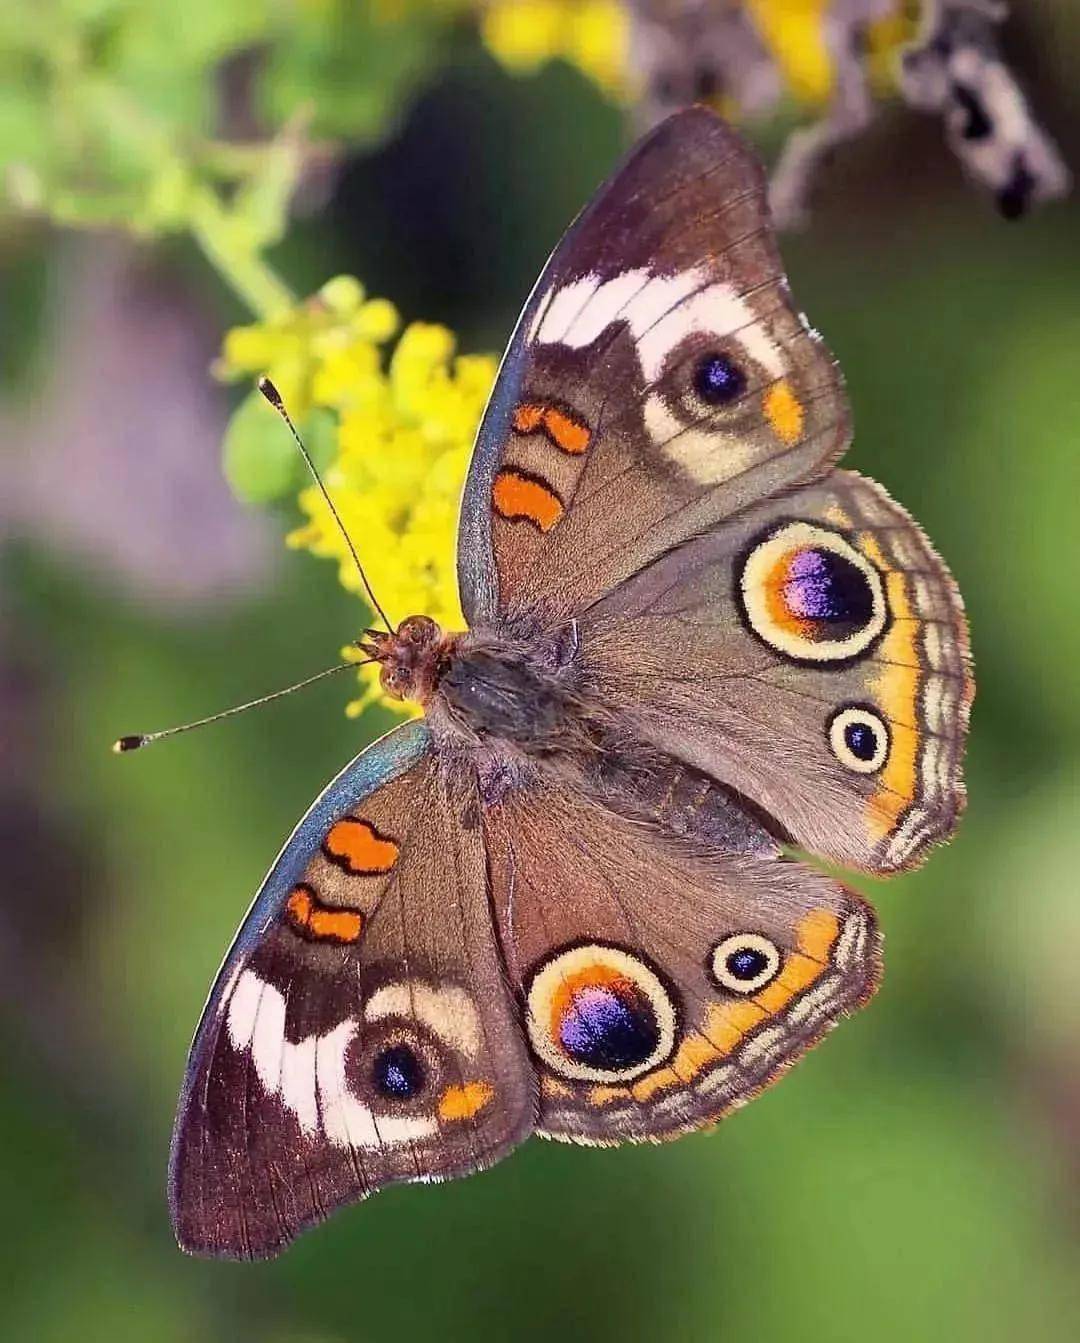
[481,0,629,97]
[480,0,918,105]
[220,276,498,718]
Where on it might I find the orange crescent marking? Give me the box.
[548,964,630,1046]
[323,817,399,875]
[285,885,364,944]
[492,470,564,531]
[763,551,814,639]
[587,1084,629,1106]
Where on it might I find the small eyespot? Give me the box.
[372,1043,425,1099]
[828,705,890,773]
[694,352,746,406]
[710,934,782,995]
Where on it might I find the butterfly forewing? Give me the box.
[169,724,534,1258]
[459,106,850,624]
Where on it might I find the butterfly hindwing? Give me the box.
[481,769,880,1142]
[459,106,849,624]
[579,468,973,872]
[169,723,535,1258]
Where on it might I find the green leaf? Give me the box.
[221,387,301,504]
[222,392,339,505]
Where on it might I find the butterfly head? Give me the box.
[359,615,452,705]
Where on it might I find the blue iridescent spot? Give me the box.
[784,548,874,635]
[844,720,878,762]
[727,947,769,981]
[559,984,659,1071]
[694,352,746,405]
[373,1044,425,1099]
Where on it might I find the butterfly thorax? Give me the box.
[363,614,593,759]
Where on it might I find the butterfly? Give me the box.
[169,107,973,1258]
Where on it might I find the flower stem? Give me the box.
[188,189,295,320]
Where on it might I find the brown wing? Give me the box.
[580,470,974,873]
[481,767,881,1143]
[170,724,535,1258]
[458,106,849,624]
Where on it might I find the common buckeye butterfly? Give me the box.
[165,108,972,1258]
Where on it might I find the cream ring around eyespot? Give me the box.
[739,522,887,662]
[710,934,782,995]
[828,706,890,774]
[364,982,483,1060]
[525,943,678,1084]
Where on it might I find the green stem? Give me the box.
[188,189,295,320]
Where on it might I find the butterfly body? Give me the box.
[170,107,972,1258]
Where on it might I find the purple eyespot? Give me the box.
[783,548,875,635]
[559,983,659,1071]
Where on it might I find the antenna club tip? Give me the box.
[257,375,285,410]
[113,735,144,754]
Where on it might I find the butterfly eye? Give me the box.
[693,352,746,405]
[372,1043,426,1100]
[380,665,411,699]
[710,934,781,994]
[828,705,890,773]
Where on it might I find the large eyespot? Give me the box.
[372,1043,426,1100]
[525,943,678,1083]
[738,521,887,662]
[710,934,782,995]
[694,352,746,405]
[828,705,890,773]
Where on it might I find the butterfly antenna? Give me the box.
[257,376,395,634]
[112,658,371,753]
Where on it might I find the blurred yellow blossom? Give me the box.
[218,276,498,717]
[478,0,919,106]
[481,0,630,97]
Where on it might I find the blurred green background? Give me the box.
[2,3,1079,1341]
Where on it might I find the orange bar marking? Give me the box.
[588,1084,629,1107]
[492,469,564,531]
[438,1081,494,1121]
[285,885,364,944]
[512,400,591,455]
[763,380,805,445]
[797,909,840,963]
[860,534,921,835]
[323,817,399,875]
[543,408,590,455]
[512,403,545,433]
